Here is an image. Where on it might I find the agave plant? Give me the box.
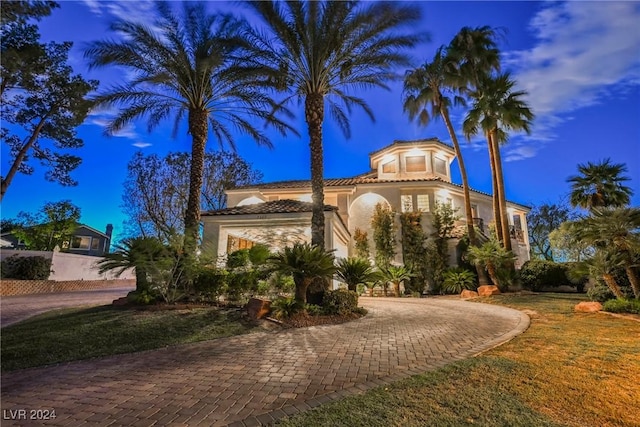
[268,243,336,304]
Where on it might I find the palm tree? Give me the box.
[268,242,336,304]
[335,257,378,292]
[574,207,640,298]
[446,26,503,241]
[574,249,627,299]
[380,265,413,297]
[247,0,421,248]
[84,2,292,255]
[568,159,633,210]
[403,47,488,286]
[463,73,534,251]
[98,236,168,293]
[467,240,516,289]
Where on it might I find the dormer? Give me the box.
[369,138,456,182]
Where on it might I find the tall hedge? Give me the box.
[0,255,52,280]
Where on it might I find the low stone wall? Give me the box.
[0,279,135,296]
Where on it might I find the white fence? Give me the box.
[0,250,135,281]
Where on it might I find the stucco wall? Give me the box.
[0,250,135,281]
[1,279,135,296]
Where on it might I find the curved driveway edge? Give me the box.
[1,297,529,427]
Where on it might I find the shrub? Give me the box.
[271,296,302,319]
[519,260,574,292]
[126,290,157,305]
[193,267,228,302]
[305,303,323,316]
[587,284,616,303]
[226,249,250,268]
[602,299,640,314]
[0,255,52,280]
[248,244,271,265]
[322,289,359,315]
[442,268,476,294]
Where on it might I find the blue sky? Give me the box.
[2,1,639,242]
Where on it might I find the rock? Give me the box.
[112,297,128,306]
[460,290,479,299]
[574,301,602,313]
[477,285,501,297]
[247,298,271,320]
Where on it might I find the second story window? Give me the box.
[406,155,426,172]
[434,157,447,175]
[71,236,91,250]
[382,160,396,173]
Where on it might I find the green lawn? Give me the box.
[276,293,640,427]
[1,305,257,371]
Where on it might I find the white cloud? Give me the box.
[132,142,152,148]
[80,0,157,27]
[504,145,537,162]
[502,1,640,160]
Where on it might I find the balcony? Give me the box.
[472,217,485,234]
[510,226,525,244]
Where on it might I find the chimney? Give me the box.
[105,224,113,253]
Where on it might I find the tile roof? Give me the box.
[243,176,446,190]
[202,199,338,216]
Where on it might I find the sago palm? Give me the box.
[268,242,336,304]
[247,0,421,248]
[380,265,413,297]
[98,236,168,293]
[335,257,378,292]
[84,2,291,255]
[466,239,515,289]
[567,158,633,210]
[574,207,640,298]
[463,73,534,251]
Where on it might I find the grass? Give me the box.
[1,305,257,372]
[277,293,640,427]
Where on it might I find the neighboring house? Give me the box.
[202,138,531,268]
[1,223,113,257]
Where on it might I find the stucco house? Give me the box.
[202,138,530,268]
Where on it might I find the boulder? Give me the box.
[574,301,602,313]
[460,290,479,299]
[477,285,501,297]
[247,298,271,320]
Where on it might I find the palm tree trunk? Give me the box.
[369,286,374,297]
[603,273,625,299]
[490,130,513,252]
[184,108,208,256]
[486,133,503,243]
[394,281,401,297]
[441,108,489,286]
[295,278,310,304]
[624,266,640,299]
[306,93,325,248]
[486,262,500,288]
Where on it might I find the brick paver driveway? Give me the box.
[1,297,528,426]
[0,286,135,328]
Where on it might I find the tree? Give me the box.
[84,2,292,255]
[268,243,336,305]
[467,240,516,290]
[446,26,502,240]
[403,47,479,249]
[12,200,80,251]
[353,228,370,260]
[98,236,168,294]
[463,73,534,252]
[371,203,396,270]
[527,202,575,261]
[379,265,413,297]
[399,212,428,293]
[567,158,633,210]
[247,0,422,248]
[335,257,377,292]
[549,221,593,263]
[122,151,262,240]
[1,2,98,200]
[574,207,640,299]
